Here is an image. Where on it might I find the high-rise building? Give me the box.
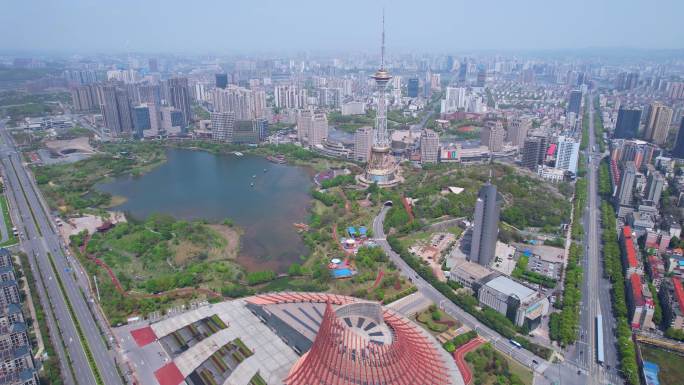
[420,129,440,164]
[63,69,102,85]
[215,73,228,89]
[445,55,454,72]
[481,121,505,152]
[644,102,673,145]
[100,85,134,136]
[476,69,486,87]
[133,105,151,138]
[255,118,269,142]
[166,77,192,126]
[159,106,184,135]
[470,182,499,267]
[341,101,366,115]
[506,117,530,147]
[100,85,120,133]
[137,84,161,105]
[458,59,468,82]
[614,107,642,139]
[70,84,99,111]
[318,87,341,108]
[194,82,208,102]
[618,161,637,206]
[555,136,580,174]
[148,58,159,72]
[210,111,235,142]
[210,85,266,120]
[645,172,665,205]
[308,113,328,147]
[626,72,640,89]
[354,126,373,162]
[672,118,684,159]
[296,110,313,144]
[441,87,467,113]
[567,90,582,115]
[147,103,160,135]
[423,72,432,98]
[232,121,259,144]
[407,78,419,98]
[668,82,684,100]
[106,69,139,84]
[521,136,548,170]
[430,73,441,90]
[274,85,307,109]
[612,139,657,170]
[617,72,640,91]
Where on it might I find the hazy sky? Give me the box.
[1,0,683,54]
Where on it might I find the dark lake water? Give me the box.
[97,149,312,272]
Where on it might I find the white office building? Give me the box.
[420,129,440,163]
[554,136,580,174]
[478,276,549,329]
[341,101,366,116]
[354,126,373,162]
[211,111,235,143]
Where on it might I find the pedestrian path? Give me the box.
[452,337,485,385]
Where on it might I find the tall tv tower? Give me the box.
[358,9,402,187]
[371,10,391,148]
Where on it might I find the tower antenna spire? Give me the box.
[381,8,386,70]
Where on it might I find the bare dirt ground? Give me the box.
[59,211,127,239]
[172,224,241,265]
[44,136,95,154]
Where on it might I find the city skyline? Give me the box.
[2,0,684,54]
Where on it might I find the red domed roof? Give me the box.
[285,302,451,385]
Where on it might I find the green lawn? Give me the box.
[640,344,684,385]
[499,349,534,385]
[466,344,533,385]
[0,195,17,246]
[446,225,463,238]
[398,230,433,249]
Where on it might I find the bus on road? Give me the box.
[596,315,604,365]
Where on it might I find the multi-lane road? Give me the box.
[567,94,622,385]
[0,122,123,385]
[372,96,628,384]
[372,206,588,385]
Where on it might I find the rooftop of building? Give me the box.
[673,278,684,316]
[623,226,639,268]
[0,367,38,384]
[630,274,645,307]
[0,279,17,289]
[484,275,537,303]
[0,321,26,335]
[451,259,496,282]
[0,303,22,317]
[119,292,461,385]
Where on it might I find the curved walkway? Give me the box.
[453,337,485,385]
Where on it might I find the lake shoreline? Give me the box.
[97,147,314,273]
